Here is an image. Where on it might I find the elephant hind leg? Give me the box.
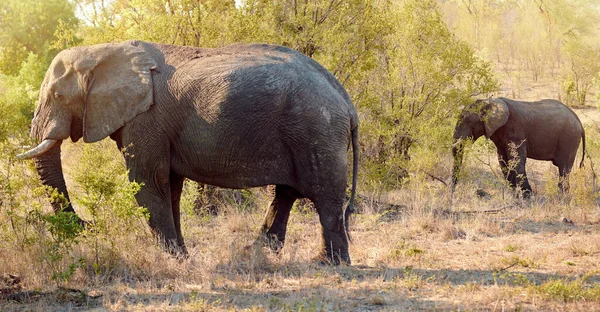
[302,172,350,264]
[556,163,574,193]
[312,194,350,265]
[260,185,300,251]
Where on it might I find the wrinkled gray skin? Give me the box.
[452,98,585,198]
[19,41,359,265]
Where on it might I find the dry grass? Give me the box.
[3,167,600,311]
[3,74,600,311]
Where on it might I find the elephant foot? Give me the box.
[72,214,88,228]
[316,250,351,266]
[521,189,533,199]
[166,249,189,261]
[54,211,86,233]
[164,239,189,259]
[256,233,284,253]
[558,182,570,194]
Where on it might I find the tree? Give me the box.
[357,0,498,186]
[0,0,78,75]
[76,0,239,46]
[562,41,600,107]
[440,0,600,90]
[0,0,79,143]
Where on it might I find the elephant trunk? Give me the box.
[32,140,77,216]
[451,139,464,193]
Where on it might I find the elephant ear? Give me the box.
[483,98,510,138]
[75,42,157,142]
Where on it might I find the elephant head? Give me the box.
[17,42,157,214]
[451,98,510,192]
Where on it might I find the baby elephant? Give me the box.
[452,97,585,197]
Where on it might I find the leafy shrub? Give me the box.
[67,141,149,275]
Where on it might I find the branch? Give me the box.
[435,205,513,216]
[418,169,448,186]
[317,0,341,25]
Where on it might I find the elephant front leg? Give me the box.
[260,185,298,251]
[508,144,532,198]
[126,155,184,256]
[497,149,510,183]
[135,184,183,255]
[169,172,187,253]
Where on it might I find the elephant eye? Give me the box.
[53,92,62,100]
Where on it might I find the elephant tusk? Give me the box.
[16,139,57,160]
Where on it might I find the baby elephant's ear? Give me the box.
[76,42,157,143]
[483,98,510,138]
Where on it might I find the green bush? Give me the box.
[68,141,149,274]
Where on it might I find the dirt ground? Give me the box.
[3,202,600,311]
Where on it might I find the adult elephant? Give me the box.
[451,98,585,198]
[17,41,359,265]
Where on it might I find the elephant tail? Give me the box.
[344,124,359,242]
[580,130,586,168]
